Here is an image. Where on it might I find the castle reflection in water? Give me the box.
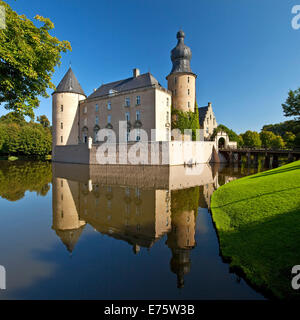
[52,163,237,288]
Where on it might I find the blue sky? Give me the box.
[3,0,300,133]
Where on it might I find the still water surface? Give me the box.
[0,160,268,299]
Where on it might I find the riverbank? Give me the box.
[211,160,300,299]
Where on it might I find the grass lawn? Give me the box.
[211,160,300,299]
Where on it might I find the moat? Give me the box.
[0,160,277,299]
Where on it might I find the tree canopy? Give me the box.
[0,112,52,157]
[282,88,300,121]
[37,115,50,128]
[0,1,71,118]
[241,131,262,148]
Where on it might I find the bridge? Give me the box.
[219,148,300,168]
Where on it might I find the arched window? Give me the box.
[82,126,88,143]
[94,125,100,143]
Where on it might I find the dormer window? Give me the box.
[109,89,117,95]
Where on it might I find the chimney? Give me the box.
[133,68,140,78]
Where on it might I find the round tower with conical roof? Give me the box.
[166,30,197,113]
[52,67,86,158]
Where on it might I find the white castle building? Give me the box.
[52,30,235,165]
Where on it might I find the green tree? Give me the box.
[262,120,300,137]
[241,131,262,148]
[295,133,300,148]
[37,115,50,128]
[0,1,71,118]
[260,131,276,148]
[0,111,26,125]
[270,135,285,149]
[283,132,296,149]
[282,88,300,121]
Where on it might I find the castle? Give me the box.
[52,31,232,165]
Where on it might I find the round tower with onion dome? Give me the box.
[166,30,197,112]
[52,67,86,158]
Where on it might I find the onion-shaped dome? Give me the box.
[170,30,192,74]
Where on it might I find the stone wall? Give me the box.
[54,140,218,166]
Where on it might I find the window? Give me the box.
[61,136,63,143]
[136,110,140,121]
[188,89,190,95]
[95,104,99,112]
[127,129,130,142]
[61,122,63,129]
[166,97,169,107]
[95,116,99,125]
[60,105,63,112]
[206,128,209,134]
[188,101,190,108]
[83,133,87,144]
[84,118,87,126]
[207,118,209,124]
[166,112,169,122]
[210,114,212,120]
[94,130,98,142]
[174,77,177,84]
[188,77,190,83]
[107,102,111,110]
[136,128,140,141]
[125,97,130,107]
[136,96,141,105]
[83,106,87,114]
[125,112,130,122]
[108,115,111,123]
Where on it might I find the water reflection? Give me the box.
[52,164,215,288]
[51,162,259,290]
[0,160,267,299]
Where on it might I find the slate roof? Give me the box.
[198,106,209,126]
[87,72,161,99]
[170,30,193,74]
[53,67,86,96]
